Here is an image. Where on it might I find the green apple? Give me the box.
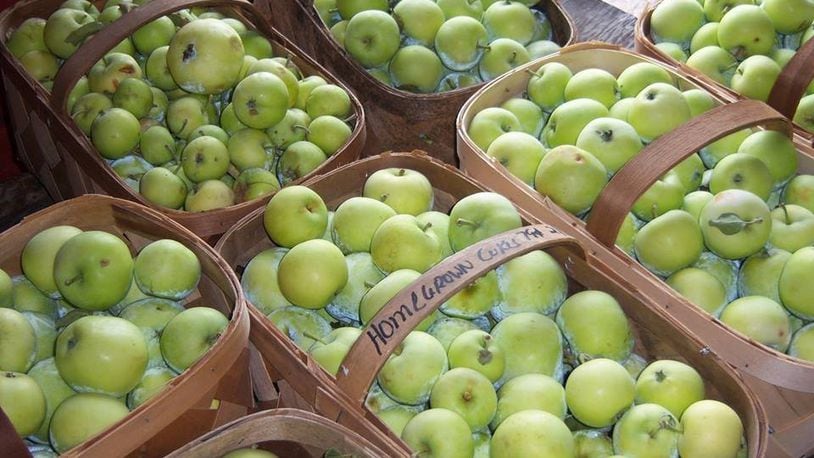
[71,93,113,135]
[769,205,814,252]
[140,167,188,210]
[447,330,504,383]
[180,135,230,183]
[232,72,289,129]
[185,179,235,211]
[227,128,272,172]
[268,306,331,349]
[27,358,76,443]
[683,190,714,221]
[738,247,791,304]
[762,0,814,34]
[242,31,273,59]
[650,0,705,42]
[654,42,688,63]
[717,5,775,58]
[241,248,291,315]
[435,16,488,71]
[119,298,183,334]
[305,84,351,120]
[500,98,545,137]
[634,210,704,277]
[615,212,639,256]
[428,317,484,351]
[669,154,705,194]
[12,277,56,317]
[737,130,798,186]
[344,10,401,68]
[393,0,445,46]
[429,367,496,431]
[709,153,773,201]
[541,98,609,148]
[91,108,141,160]
[784,174,814,213]
[88,53,142,95]
[330,20,348,46]
[683,89,717,117]
[308,327,362,375]
[305,115,351,155]
[363,168,434,216]
[43,8,95,59]
[494,250,567,318]
[492,312,563,383]
[370,213,442,273]
[565,358,634,428]
[441,271,500,318]
[721,296,791,351]
[6,18,47,58]
[295,76,327,110]
[612,403,679,457]
[0,371,45,436]
[167,96,209,139]
[134,239,200,300]
[556,290,633,362]
[267,109,311,149]
[246,59,299,108]
[686,46,738,85]
[491,373,566,429]
[628,82,691,141]
[378,331,448,405]
[635,359,705,419]
[21,225,82,298]
[375,404,420,437]
[771,48,797,70]
[278,239,348,309]
[482,0,535,45]
[575,117,643,174]
[417,211,454,258]
[127,366,174,409]
[140,126,176,166]
[731,55,781,102]
[330,197,396,254]
[359,269,426,327]
[49,393,129,453]
[703,0,752,21]
[699,189,772,260]
[608,97,635,121]
[467,107,522,151]
[160,306,228,373]
[448,191,521,251]
[437,0,484,19]
[263,185,328,248]
[401,408,474,457]
[564,68,620,109]
[779,246,814,319]
[694,251,739,302]
[327,252,385,324]
[277,140,326,185]
[527,62,572,113]
[166,18,244,94]
[535,145,608,215]
[23,312,56,362]
[133,16,175,55]
[18,50,59,84]
[336,0,388,19]
[526,39,560,59]
[667,267,728,315]
[478,38,530,82]
[491,410,574,458]
[789,323,814,362]
[573,430,614,457]
[678,400,743,458]
[700,129,752,168]
[690,22,720,54]
[389,45,444,93]
[485,132,545,186]
[0,269,11,308]
[794,95,814,134]
[145,46,178,91]
[233,168,280,203]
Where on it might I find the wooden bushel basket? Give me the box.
[457,45,814,456]
[216,151,768,458]
[165,408,387,457]
[0,195,251,457]
[251,0,574,165]
[634,0,814,151]
[0,0,366,241]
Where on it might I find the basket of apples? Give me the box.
[0,194,250,457]
[0,0,365,241]
[165,408,388,457]
[254,0,574,164]
[215,151,768,457]
[635,0,814,150]
[457,42,814,455]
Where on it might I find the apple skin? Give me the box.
[448,192,522,252]
[416,211,453,259]
[628,82,691,141]
[305,115,352,155]
[447,330,505,383]
[500,98,545,138]
[227,128,273,172]
[241,248,292,315]
[49,393,130,454]
[428,317,482,351]
[794,94,814,134]
[263,185,328,248]
[467,107,521,151]
[494,250,568,319]
[120,297,184,333]
[565,358,635,428]
[389,45,444,94]
[232,72,289,130]
[779,247,814,320]
[91,108,141,160]
[737,130,798,186]
[617,62,673,99]
[486,132,546,186]
[167,96,209,139]
[731,55,781,102]
[527,62,573,113]
[0,269,11,308]
[326,252,384,325]
[268,306,331,350]
[13,276,56,317]
[278,239,348,310]
[690,22,720,54]
[43,8,95,59]
[246,59,299,108]
[478,38,530,82]
[376,404,421,437]
[556,290,633,362]
[401,408,474,457]
[635,359,705,419]
[721,296,791,352]
[88,53,142,95]
[709,154,773,202]
[683,89,717,117]
[769,205,814,252]
[6,17,47,59]
[738,248,791,304]
[762,0,814,34]
[441,271,500,319]
[491,373,566,430]
[699,189,772,260]
[166,18,244,94]
[344,10,401,68]
[370,214,442,274]
[678,400,743,458]
[612,403,679,457]
[127,366,175,409]
[268,109,311,149]
[482,0,535,45]
[491,410,574,458]
[564,68,620,109]
[429,367,497,431]
[27,357,76,443]
[541,98,609,148]
[667,267,728,316]
[308,327,362,375]
[140,126,176,166]
[140,167,188,210]
[683,191,714,222]
[717,5,775,59]
[632,176,685,222]
[575,117,643,175]
[784,175,814,213]
[377,331,448,405]
[331,196,396,254]
[491,312,563,384]
[655,42,688,63]
[233,168,280,203]
[359,269,437,331]
[363,168,434,216]
[160,306,229,373]
[650,0,705,42]
[535,145,608,216]
[21,225,82,298]
[686,46,738,86]
[134,239,200,300]
[573,430,614,457]
[789,323,814,362]
[221,449,278,458]
[0,371,46,436]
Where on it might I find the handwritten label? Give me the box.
[366,225,556,355]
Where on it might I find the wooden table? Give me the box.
[561,0,641,48]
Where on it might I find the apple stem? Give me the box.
[422,222,433,232]
[293,124,310,134]
[179,119,189,135]
[655,414,683,435]
[63,273,83,287]
[782,205,791,225]
[397,168,406,177]
[363,280,377,288]
[455,218,480,228]
[163,144,175,155]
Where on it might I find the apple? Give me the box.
[478,38,530,82]
[789,323,814,362]
[738,247,791,304]
[429,367,496,431]
[277,239,348,310]
[699,189,772,260]
[573,430,613,457]
[576,117,643,175]
[635,359,705,420]
[564,68,620,109]
[140,126,176,166]
[709,154,774,201]
[160,306,228,373]
[263,185,328,248]
[779,247,814,319]
[447,330,504,383]
[331,20,348,46]
[650,0,705,42]
[441,271,500,319]
[721,296,791,351]
[308,327,362,375]
[246,60,299,108]
[731,56,781,102]
[615,63,672,100]
[268,109,311,149]
[0,269,10,308]
[49,393,129,453]
[683,191,714,221]
[685,46,738,86]
[613,403,679,457]
[485,132,545,186]
[132,16,175,56]
[669,153,705,193]
[700,129,752,168]
[654,42,688,63]
[378,331,448,405]
[242,31,273,59]
[491,410,574,458]
[144,46,178,91]
[18,50,58,84]
[467,107,522,151]
[493,250,567,319]
[140,167,188,209]
[683,89,717,117]
[167,96,209,139]
[12,277,56,317]
[635,210,704,277]
[111,155,153,192]
[166,18,244,94]
[180,136,230,184]
[401,408,474,457]
[429,317,485,352]
[667,267,728,315]
[87,53,142,95]
[344,10,400,68]
[694,251,739,302]
[542,98,609,148]
[275,140,327,185]
[556,290,633,362]
[232,72,289,129]
[448,192,521,251]
[376,404,422,437]
[628,82,691,141]
[330,197,396,254]
[241,248,291,315]
[369,214,443,273]
[416,211,453,258]
[527,62,572,113]
[304,85,351,120]
[392,0,445,46]
[769,205,814,252]
[534,145,608,215]
[437,0,484,19]
[6,18,47,58]
[305,115,352,155]
[500,98,545,137]
[435,16,488,71]
[335,0,388,19]
[526,40,560,59]
[363,168,434,216]
[358,269,433,329]
[23,312,56,363]
[690,22,719,54]
[134,239,200,300]
[565,358,634,428]
[678,400,743,458]
[784,175,814,213]
[491,373,566,430]
[0,371,46,436]
[91,108,141,160]
[717,5,775,59]
[127,366,174,409]
[608,97,635,121]
[233,168,280,203]
[268,307,331,349]
[27,358,76,443]
[762,0,814,34]
[327,252,385,324]
[43,8,95,59]
[389,45,444,94]
[737,130,798,186]
[492,312,563,383]
[226,128,272,172]
[482,1,535,45]
[794,95,814,134]
[21,225,82,298]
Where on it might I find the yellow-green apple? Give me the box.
[541,98,608,147]
[336,0,388,19]
[731,56,781,102]
[344,10,400,68]
[27,358,76,443]
[0,269,10,308]
[267,109,311,149]
[448,191,522,251]
[12,277,56,317]
[534,145,608,215]
[441,271,500,318]
[305,84,351,119]
[720,296,791,351]
[6,18,47,58]
[227,128,273,172]
[447,330,504,383]
[526,39,560,59]
[21,225,82,298]
[762,0,814,34]
[43,8,95,59]
[167,96,208,138]
[233,168,280,203]
[491,373,566,429]
[575,118,643,174]
[694,251,739,302]
[493,250,567,318]
[416,211,453,258]
[628,82,691,141]
[686,46,738,85]
[699,189,772,259]
[486,131,546,186]
[232,72,289,129]
[700,129,752,168]
[703,0,752,21]
[166,18,244,94]
[635,210,704,277]
[268,306,331,349]
[668,154,705,193]
[794,95,814,133]
[784,175,814,213]
[690,22,720,54]
[492,312,563,383]
[436,0,484,20]
[112,155,152,191]
[615,212,639,256]
[428,317,482,351]
[87,53,142,95]
[717,5,775,58]
[556,290,633,362]
[612,403,679,456]
[779,246,814,319]
[331,197,396,253]
[678,400,743,457]
[363,168,434,216]
[389,45,444,93]
[370,214,442,273]
[565,358,634,428]
[635,359,705,419]
[564,68,619,109]
[609,97,635,121]
[242,32,273,59]
[358,269,438,330]
[23,312,56,362]
[134,239,200,300]
[160,306,228,372]
[185,180,235,211]
[127,366,174,409]
[327,252,385,324]
[241,248,291,315]
[573,430,614,457]
[305,115,351,155]
[49,393,129,453]
[120,298,183,334]
[500,98,545,137]
[738,248,791,303]
[308,327,362,375]
[263,185,328,248]
[789,323,814,362]
[0,371,45,436]
[617,62,673,99]
[491,410,574,458]
[18,50,58,85]
[377,404,421,437]
[132,16,175,55]
[667,267,728,315]
[140,126,176,166]
[435,16,488,71]
[478,38,530,82]
[112,77,152,119]
[278,141,328,185]
[401,408,474,457]
[737,130,798,185]
[527,62,572,113]
[467,107,521,151]
[295,76,328,110]
[650,0,705,42]
[655,42,688,62]
[139,167,188,210]
[378,331,448,405]
[392,0,445,46]
[683,89,717,117]
[278,239,348,309]
[683,191,714,221]
[482,0,535,45]
[769,205,814,252]
[145,46,178,91]
[91,108,141,160]
[709,154,773,201]
[246,60,299,108]
[429,367,496,431]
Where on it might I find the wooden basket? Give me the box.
[456,46,814,455]
[0,0,366,241]
[165,408,386,457]
[0,195,251,457]
[216,151,768,458]
[634,0,814,150]
[252,0,574,165]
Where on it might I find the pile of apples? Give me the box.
[314,0,560,93]
[0,226,229,455]
[5,0,355,212]
[240,168,746,457]
[649,0,814,134]
[466,59,814,362]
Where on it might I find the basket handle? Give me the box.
[768,37,814,120]
[50,0,273,113]
[0,407,30,458]
[584,100,792,247]
[334,223,586,405]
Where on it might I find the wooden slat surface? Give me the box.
[562,0,639,47]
